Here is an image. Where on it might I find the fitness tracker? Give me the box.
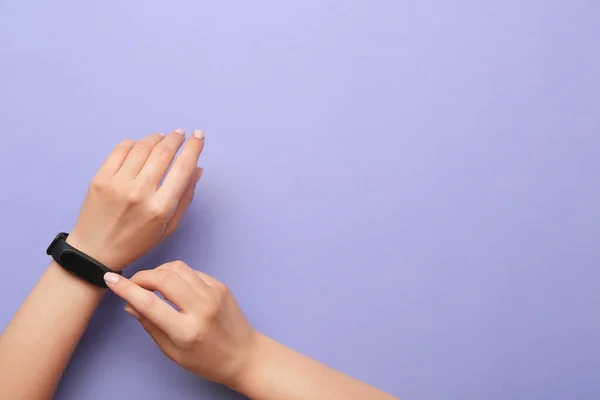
[46,233,121,288]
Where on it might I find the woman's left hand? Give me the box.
[67,129,205,271]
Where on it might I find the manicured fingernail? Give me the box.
[174,128,186,136]
[104,272,120,284]
[193,129,204,140]
[157,132,165,137]
[124,306,141,319]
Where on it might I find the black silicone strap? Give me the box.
[47,233,121,288]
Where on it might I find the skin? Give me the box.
[0,130,398,400]
[106,264,399,400]
[0,129,204,399]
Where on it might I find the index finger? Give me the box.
[104,272,183,339]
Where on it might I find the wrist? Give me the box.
[228,332,274,394]
[65,232,123,271]
[47,261,105,296]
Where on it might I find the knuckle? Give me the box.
[213,281,230,298]
[126,191,142,205]
[148,202,169,219]
[166,260,189,273]
[157,269,176,285]
[177,159,195,175]
[176,319,201,345]
[142,294,157,311]
[90,177,109,192]
[133,142,152,153]
[217,281,230,294]
[156,145,175,159]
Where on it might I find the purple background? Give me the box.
[1,1,599,399]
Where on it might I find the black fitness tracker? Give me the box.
[46,232,121,288]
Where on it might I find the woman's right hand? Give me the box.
[103,263,400,400]
[103,262,259,387]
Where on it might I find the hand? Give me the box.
[67,129,205,271]
[103,261,258,387]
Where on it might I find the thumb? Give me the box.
[123,304,176,354]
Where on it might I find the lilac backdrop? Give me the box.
[1,1,599,399]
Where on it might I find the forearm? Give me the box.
[0,262,104,399]
[0,131,204,399]
[235,333,399,400]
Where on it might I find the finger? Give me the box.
[156,129,205,207]
[135,129,186,189]
[95,139,136,178]
[118,133,165,178]
[104,272,183,339]
[164,167,202,238]
[130,268,198,311]
[123,304,175,353]
[124,304,161,336]
[157,260,211,295]
[124,305,163,338]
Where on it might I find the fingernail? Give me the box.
[174,128,186,136]
[193,129,204,140]
[157,132,165,137]
[195,168,203,183]
[104,272,120,284]
[124,306,141,319]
